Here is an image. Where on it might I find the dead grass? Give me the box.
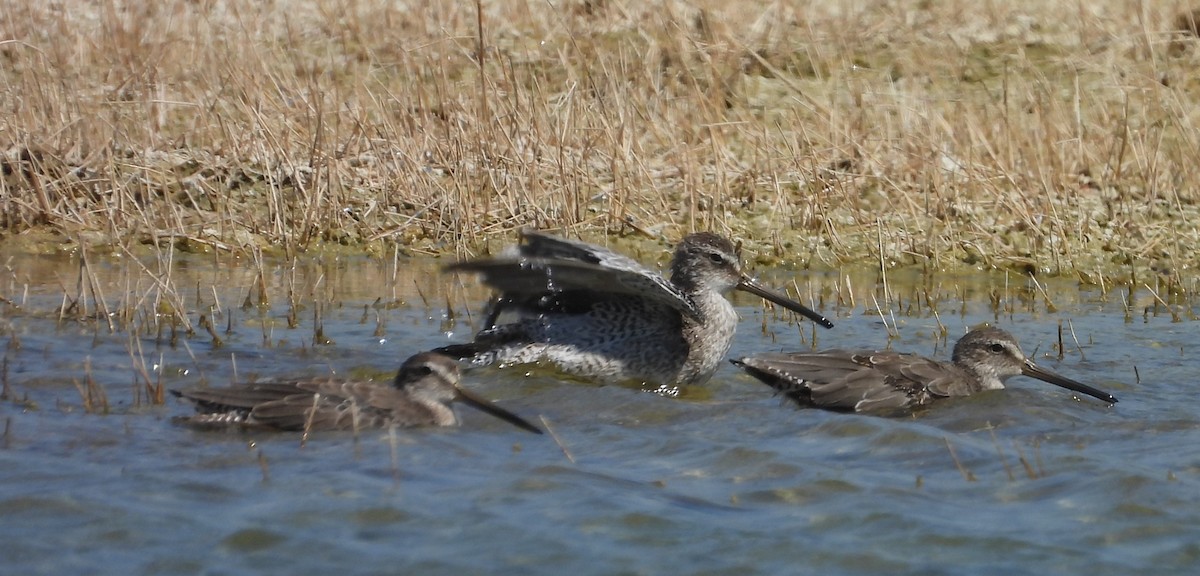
[1,0,1200,284]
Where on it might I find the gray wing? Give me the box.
[245,379,438,431]
[174,382,307,411]
[172,381,318,430]
[734,350,959,413]
[174,379,437,431]
[447,231,700,320]
[518,230,648,270]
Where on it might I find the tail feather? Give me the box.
[431,341,489,360]
[433,324,533,366]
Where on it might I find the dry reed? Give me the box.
[0,1,1196,285]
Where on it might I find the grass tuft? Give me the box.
[0,1,1195,283]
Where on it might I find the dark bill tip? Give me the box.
[737,277,834,329]
[457,388,544,434]
[1022,361,1118,404]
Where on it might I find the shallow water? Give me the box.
[0,250,1197,575]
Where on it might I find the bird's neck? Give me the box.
[678,290,738,384]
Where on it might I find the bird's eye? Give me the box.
[989,343,1005,353]
[417,366,433,375]
[708,253,723,264]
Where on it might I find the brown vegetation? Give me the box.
[1,0,1199,284]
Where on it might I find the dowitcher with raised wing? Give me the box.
[731,326,1117,414]
[172,352,542,433]
[436,230,832,388]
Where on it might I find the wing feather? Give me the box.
[735,349,963,413]
[446,231,701,320]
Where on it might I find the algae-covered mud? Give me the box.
[3,1,1200,286]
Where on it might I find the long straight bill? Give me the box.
[737,276,834,329]
[1022,361,1118,404]
[456,388,545,434]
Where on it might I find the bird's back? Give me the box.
[735,349,976,413]
[173,378,444,431]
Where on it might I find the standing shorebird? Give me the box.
[436,230,832,388]
[731,326,1118,415]
[172,352,542,434]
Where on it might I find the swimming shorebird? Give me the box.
[731,326,1118,414]
[172,352,542,433]
[436,230,833,388]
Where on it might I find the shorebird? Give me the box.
[172,352,542,433]
[731,326,1118,414]
[436,230,832,388]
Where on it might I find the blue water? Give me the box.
[0,252,1196,575]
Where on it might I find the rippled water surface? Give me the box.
[0,250,1197,575]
